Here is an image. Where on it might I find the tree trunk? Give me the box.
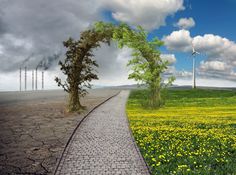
[148,73,162,108]
[150,86,161,108]
[68,86,83,112]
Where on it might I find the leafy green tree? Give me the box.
[55,24,114,112]
[56,21,174,111]
[113,24,175,107]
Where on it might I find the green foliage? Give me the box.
[56,21,175,111]
[127,89,236,174]
[113,23,175,108]
[55,24,115,112]
[55,37,98,93]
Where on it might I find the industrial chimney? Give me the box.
[42,71,44,90]
[24,66,27,91]
[19,67,22,91]
[35,68,37,90]
[32,70,34,90]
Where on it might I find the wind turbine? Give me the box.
[191,43,200,89]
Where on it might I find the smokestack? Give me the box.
[35,68,38,90]
[32,70,34,90]
[42,71,44,90]
[19,67,22,91]
[24,66,27,91]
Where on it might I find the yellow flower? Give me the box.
[152,158,156,162]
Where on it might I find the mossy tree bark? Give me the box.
[68,84,83,112]
[55,23,114,112]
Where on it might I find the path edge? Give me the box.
[124,90,152,175]
[53,90,121,175]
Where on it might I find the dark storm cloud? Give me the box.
[0,3,8,35]
[0,17,7,35]
[0,0,103,72]
[0,0,188,88]
[36,52,62,70]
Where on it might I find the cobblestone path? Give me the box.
[55,91,150,175]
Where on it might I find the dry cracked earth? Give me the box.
[0,89,119,174]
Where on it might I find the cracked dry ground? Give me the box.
[0,89,119,174]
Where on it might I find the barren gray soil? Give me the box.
[0,89,119,174]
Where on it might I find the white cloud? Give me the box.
[163,29,192,52]
[174,78,236,87]
[175,17,195,29]
[164,68,192,78]
[160,54,192,79]
[93,43,132,81]
[198,61,236,81]
[163,29,236,81]
[199,61,231,72]
[163,30,236,64]
[176,70,192,77]
[192,34,236,64]
[104,0,184,30]
[160,54,176,65]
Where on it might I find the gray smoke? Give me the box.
[0,0,102,73]
[36,52,62,70]
[20,53,34,67]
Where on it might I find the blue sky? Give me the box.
[102,0,236,75]
[165,0,236,74]
[0,0,236,91]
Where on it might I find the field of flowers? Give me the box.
[127,89,236,175]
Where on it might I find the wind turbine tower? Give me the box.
[191,44,200,89]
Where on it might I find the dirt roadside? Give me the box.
[0,89,119,174]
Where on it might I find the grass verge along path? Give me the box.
[126,89,236,175]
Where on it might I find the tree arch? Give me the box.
[55,22,174,112]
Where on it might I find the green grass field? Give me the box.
[127,89,236,175]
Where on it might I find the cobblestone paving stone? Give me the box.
[56,91,150,175]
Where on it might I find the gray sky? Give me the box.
[0,0,135,90]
